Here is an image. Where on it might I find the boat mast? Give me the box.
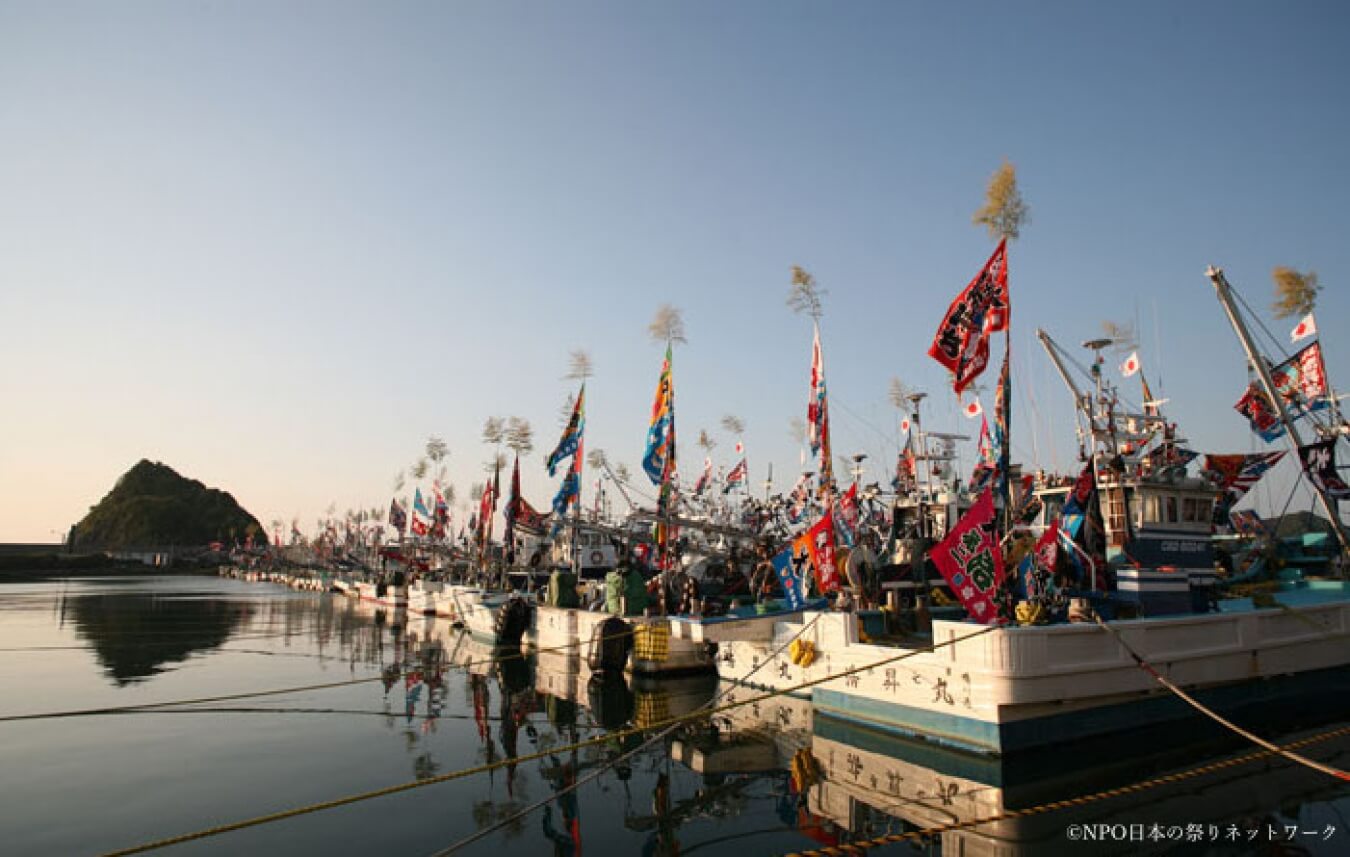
[1206,265,1350,557]
[908,392,934,539]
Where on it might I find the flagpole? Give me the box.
[1207,266,1350,558]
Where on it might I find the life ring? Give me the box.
[590,550,604,566]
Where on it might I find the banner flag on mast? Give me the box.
[723,458,748,492]
[930,488,1005,624]
[546,385,586,477]
[808,324,833,486]
[1203,452,1287,521]
[643,345,676,486]
[1299,440,1350,500]
[927,238,1009,395]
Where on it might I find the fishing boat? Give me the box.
[724,260,1350,756]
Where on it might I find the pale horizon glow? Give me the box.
[1,1,1347,542]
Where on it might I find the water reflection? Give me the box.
[6,577,1346,856]
[65,588,252,684]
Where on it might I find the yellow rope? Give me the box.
[99,625,1000,855]
[1093,614,1350,782]
[780,723,1350,856]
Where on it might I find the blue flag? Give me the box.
[771,547,806,610]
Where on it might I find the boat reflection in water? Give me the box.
[358,614,1347,856]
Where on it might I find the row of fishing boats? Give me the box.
[224,261,1350,761]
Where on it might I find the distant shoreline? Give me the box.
[0,554,216,579]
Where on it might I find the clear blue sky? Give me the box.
[2,1,1346,541]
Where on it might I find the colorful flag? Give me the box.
[389,499,407,535]
[793,511,840,594]
[833,482,859,548]
[504,455,521,548]
[1298,439,1350,500]
[550,463,581,528]
[970,416,996,492]
[547,385,586,477]
[1141,374,1160,417]
[1016,519,1059,600]
[1270,342,1330,415]
[894,434,917,493]
[413,488,432,521]
[1204,452,1287,520]
[724,458,748,492]
[1291,313,1317,343]
[930,488,1004,624]
[928,238,1009,395]
[993,351,1011,498]
[771,547,807,610]
[643,345,676,485]
[808,325,833,486]
[433,487,450,525]
[410,516,428,537]
[1120,352,1141,377]
[693,457,712,494]
[1234,383,1285,442]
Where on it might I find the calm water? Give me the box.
[0,575,1347,856]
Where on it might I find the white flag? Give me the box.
[1291,313,1317,343]
[1120,352,1141,377]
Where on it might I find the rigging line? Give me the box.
[780,723,1350,857]
[1093,615,1350,783]
[1230,279,1293,366]
[432,613,828,855]
[97,624,1000,857]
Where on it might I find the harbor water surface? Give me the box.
[1,575,1347,856]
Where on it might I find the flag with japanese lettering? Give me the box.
[1270,342,1330,415]
[771,546,807,610]
[927,238,1009,395]
[793,510,840,594]
[1299,439,1350,500]
[930,488,1004,624]
[1234,383,1285,442]
[1229,510,1266,535]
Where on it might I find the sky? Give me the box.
[1,1,1347,542]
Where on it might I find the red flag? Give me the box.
[1033,519,1059,576]
[930,488,1004,624]
[928,239,1009,395]
[793,511,840,594]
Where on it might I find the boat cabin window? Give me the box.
[1182,498,1202,523]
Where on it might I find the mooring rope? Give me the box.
[1093,614,1350,782]
[779,722,1350,856]
[99,624,1001,856]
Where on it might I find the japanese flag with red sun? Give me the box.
[1120,352,1141,377]
[963,399,983,418]
[1291,313,1317,344]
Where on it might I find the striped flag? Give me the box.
[723,458,748,492]
[546,385,586,477]
[1204,452,1286,520]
